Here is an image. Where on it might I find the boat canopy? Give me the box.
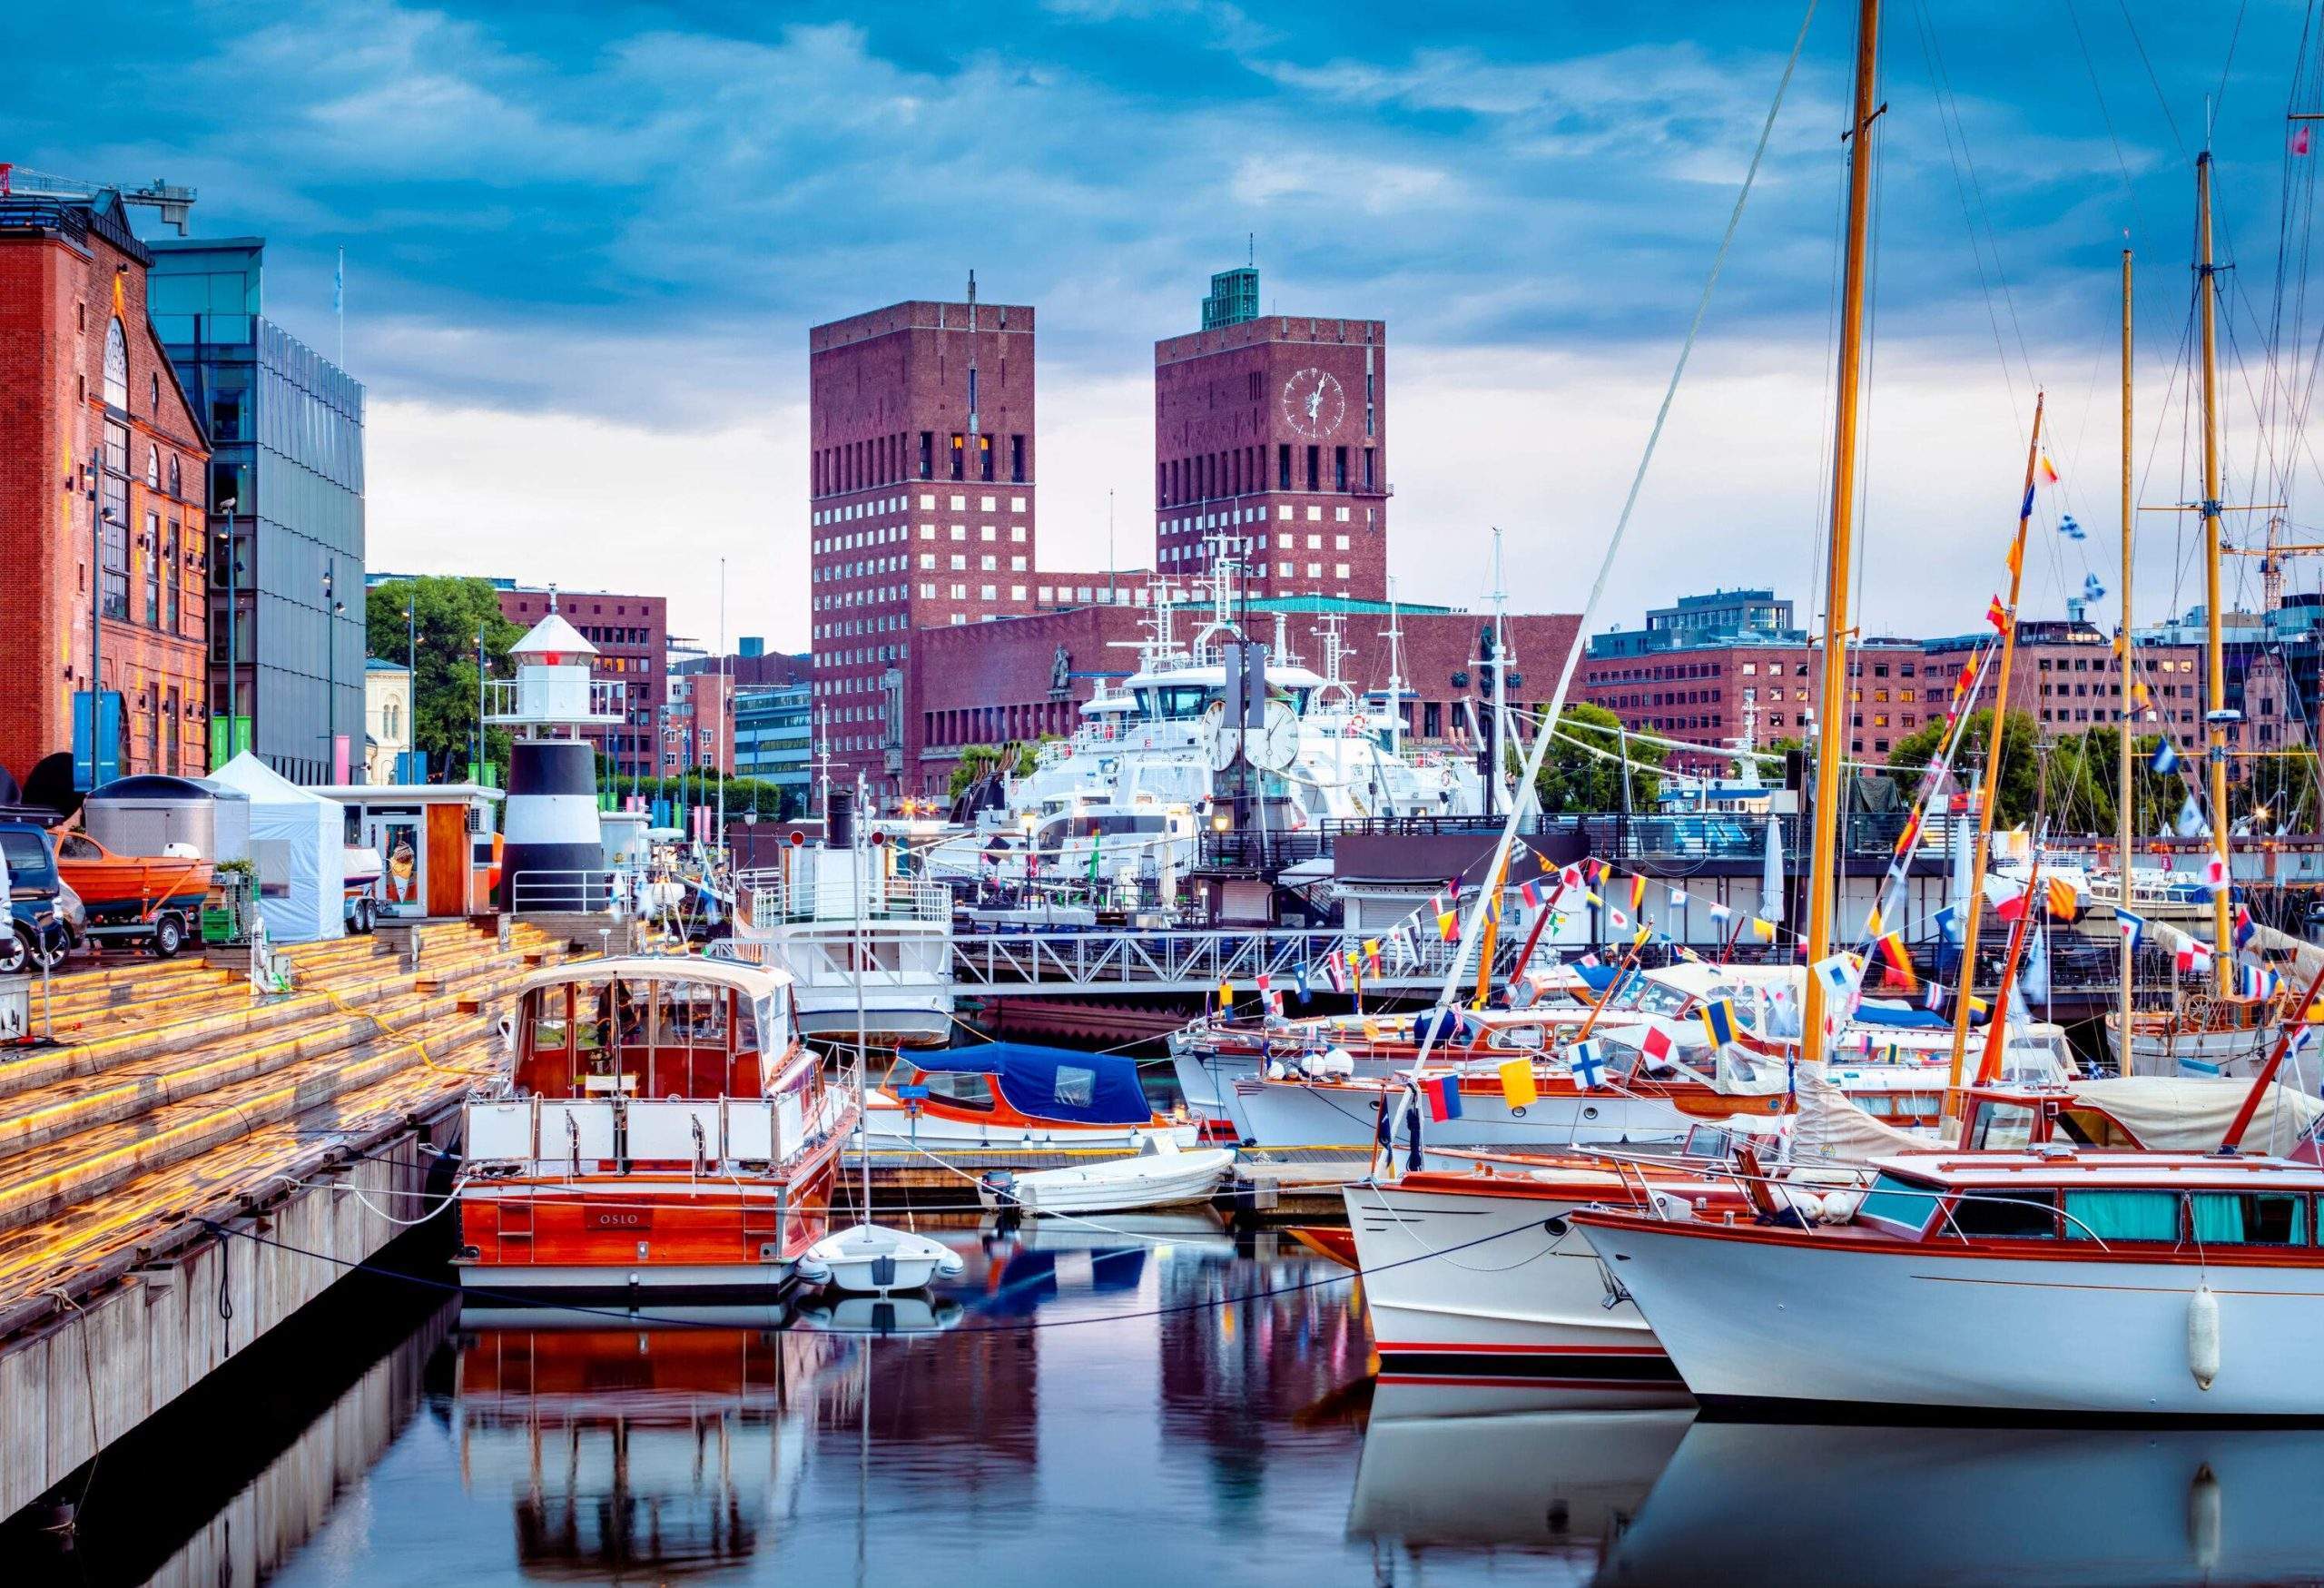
[922,1043,1153,1126]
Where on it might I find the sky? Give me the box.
[20,0,2324,650]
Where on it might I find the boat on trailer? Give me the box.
[455,955,856,1299]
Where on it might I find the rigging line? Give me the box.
[2211,0,2251,140]
[2116,0,2189,160]
[2063,0,2144,232]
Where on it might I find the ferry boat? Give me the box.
[862,1042,1200,1151]
[1574,1146,2324,1418]
[454,955,855,1298]
[726,789,952,1049]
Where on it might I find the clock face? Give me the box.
[1280,369,1346,439]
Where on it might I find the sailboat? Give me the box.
[1570,17,2324,1422]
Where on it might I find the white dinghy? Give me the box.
[798,1221,966,1295]
[980,1134,1235,1216]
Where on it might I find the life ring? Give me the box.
[1439,770,1455,789]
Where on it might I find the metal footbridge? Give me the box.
[950,928,1512,997]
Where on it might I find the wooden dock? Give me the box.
[0,919,575,1524]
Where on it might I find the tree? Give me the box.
[947,739,1047,799]
[1531,703,1665,813]
[366,577,526,781]
[1750,734,1804,781]
[1885,709,2040,825]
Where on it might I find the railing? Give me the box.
[1198,830,1333,871]
[734,868,949,930]
[1320,811,1973,864]
[509,869,616,914]
[482,676,626,722]
[950,928,1518,995]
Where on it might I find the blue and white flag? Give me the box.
[1932,901,1964,945]
[1569,1040,1609,1090]
[2114,907,2147,952]
[2152,739,2180,774]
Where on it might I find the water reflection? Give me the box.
[1348,1381,1694,1579]
[454,1307,842,1579]
[1600,1420,2324,1588]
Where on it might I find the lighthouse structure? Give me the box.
[489,597,622,912]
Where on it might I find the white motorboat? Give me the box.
[1575,1146,2324,1418]
[980,1137,1234,1215]
[864,1042,1202,1152]
[797,1222,965,1296]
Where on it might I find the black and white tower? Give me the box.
[491,601,620,911]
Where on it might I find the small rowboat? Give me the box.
[980,1137,1234,1216]
[797,1222,965,1295]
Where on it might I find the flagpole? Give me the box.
[1973,844,2043,1088]
[1944,394,2043,1119]
[2118,246,2137,1058]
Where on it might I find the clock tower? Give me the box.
[1153,269,1387,601]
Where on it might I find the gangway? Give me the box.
[950,927,1521,997]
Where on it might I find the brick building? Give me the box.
[1579,589,1927,773]
[0,188,210,784]
[808,289,1037,801]
[496,586,665,780]
[1153,268,1388,601]
[1924,617,2202,738]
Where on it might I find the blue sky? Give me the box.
[21,0,2321,650]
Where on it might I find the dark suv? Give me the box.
[0,823,70,973]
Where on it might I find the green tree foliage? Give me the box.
[1531,703,1665,813]
[366,577,526,779]
[2043,725,2197,838]
[2233,750,2319,832]
[1885,709,2041,825]
[947,739,1047,799]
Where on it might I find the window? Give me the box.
[2191,1192,2309,1245]
[163,521,180,632]
[2063,1190,2180,1242]
[1305,444,1320,491]
[1277,443,1292,490]
[1334,446,1348,490]
[1948,1190,2056,1239]
[143,511,161,625]
[1857,1172,1941,1231]
[103,318,129,409]
[950,433,965,479]
[1010,434,1026,483]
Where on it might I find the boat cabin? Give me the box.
[510,957,796,1101]
[468,957,838,1178]
[1849,1151,2324,1252]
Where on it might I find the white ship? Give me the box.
[956,551,1487,897]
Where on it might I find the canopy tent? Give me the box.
[207,753,345,942]
[919,1043,1153,1126]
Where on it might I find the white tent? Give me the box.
[209,753,346,942]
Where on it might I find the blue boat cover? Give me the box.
[920,1042,1154,1125]
[1573,962,1623,992]
[1856,998,1988,1029]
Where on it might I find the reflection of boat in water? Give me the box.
[1348,1381,1691,1567]
[793,1292,965,1334]
[455,1308,843,1581]
[1600,1420,2324,1588]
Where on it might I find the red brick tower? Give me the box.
[808,282,1036,802]
[1154,268,1387,602]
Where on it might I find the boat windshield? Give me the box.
[1856,1170,1943,1235]
[1967,1100,2038,1150]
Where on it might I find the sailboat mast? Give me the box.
[2118,248,2136,1046]
[1801,0,1881,1067]
[2197,151,2233,994]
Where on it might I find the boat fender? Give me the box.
[1267,1060,1289,1081]
[1320,1047,1354,1079]
[2189,1285,2220,1391]
[1817,1189,1863,1224]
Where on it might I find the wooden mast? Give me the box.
[1944,398,2043,1110]
[2118,248,2136,1049]
[1802,0,1881,1067]
[2197,151,2233,994]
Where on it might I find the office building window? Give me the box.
[1305,445,1319,491]
[1277,443,1292,490]
[950,434,965,479]
[1010,434,1026,483]
[143,512,161,625]
[1334,447,1347,491]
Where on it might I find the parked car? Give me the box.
[0,822,72,973]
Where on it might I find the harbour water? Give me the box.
[17,1215,2324,1587]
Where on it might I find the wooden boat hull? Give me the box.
[456,1136,843,1298]
[863,1088,1201,1152]
[1576,1211,2324,1418]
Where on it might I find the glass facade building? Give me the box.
[148,238,366,783]
[734,683,812,802]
